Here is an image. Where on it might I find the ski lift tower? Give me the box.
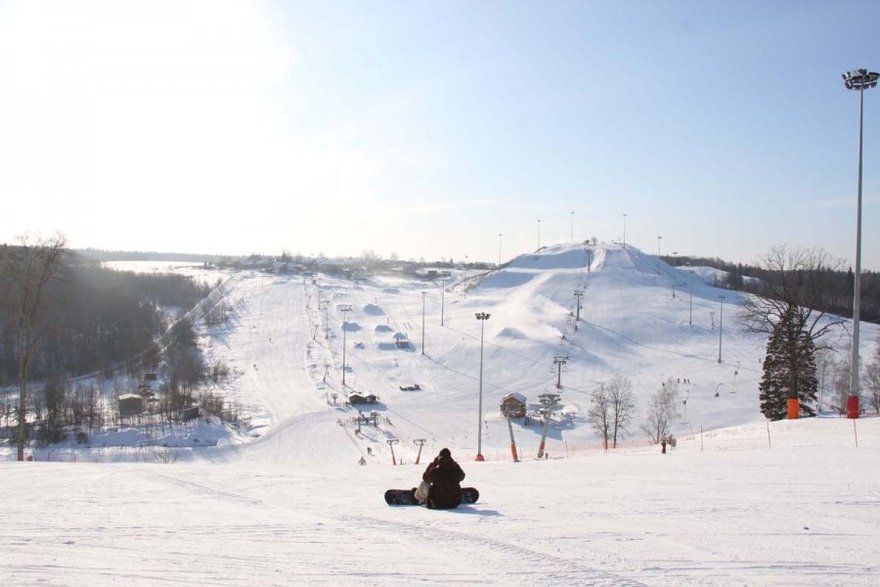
[536,392,562,459]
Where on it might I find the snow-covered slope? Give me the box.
[4,243,879,585]
[180,241,875,467]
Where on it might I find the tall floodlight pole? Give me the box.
[537,219,542,249]
[842,68,879,417]
[421,291,427,355]
[341,304,352,386]
[498,233,503,266]
[717,296,725,363]
[622,213,627,249]
[475,312,491,461]
[688,282,694,326]
[570,211,575,241]
[657,235,662,257]
[440,277,446,327]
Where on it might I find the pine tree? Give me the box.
[758,310,819,420]
[759,324,788,419]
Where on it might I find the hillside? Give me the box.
[187,241,876,466]
[3,242,880,585]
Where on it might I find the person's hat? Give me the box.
[438,448,451,458]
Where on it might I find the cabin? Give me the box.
[499,392,527,418]
[348,391,379,405]
[118,394,145,418]
[181,406,202,422]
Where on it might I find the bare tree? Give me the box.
[588,376,636,449]
[740,245,844,342]
[642,378,679,444]
[0,235,68,461]
[588,384,612,449]
[741,246,844,417]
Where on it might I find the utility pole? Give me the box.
[553,356,568,389]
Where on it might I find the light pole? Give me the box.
[475,312,491,461]
[657,235,662,257]
[688,281,693,326]
[570,210,574,241]
[537,219,542,249]
[717,296,725,363]
[622,213,627,249]
[440,277,447,327]
[842,68,879,417]
[341,304,352,386]
[498,233,503,266]
[421,291,426,355]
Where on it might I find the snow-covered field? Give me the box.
[3,243,879,585]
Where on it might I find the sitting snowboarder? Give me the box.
[413,448,466,509]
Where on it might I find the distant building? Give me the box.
[118,394,145,418]
[348,392,379,405]
[500,392,527,418]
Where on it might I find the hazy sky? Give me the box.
[1,1,878,267]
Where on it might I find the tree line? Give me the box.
[664,253,880,324]
[0,236,219,458]
[0,254,212,384]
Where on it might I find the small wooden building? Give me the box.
[500,392,527,418]
[118,394,145,418]
[348,391,379,405]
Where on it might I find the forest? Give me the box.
[0,254,213,384]
[664,254,880,324]
[0,244,234,447]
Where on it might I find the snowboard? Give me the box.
[384,487,479,506]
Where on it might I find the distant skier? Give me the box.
[413,448,466,509]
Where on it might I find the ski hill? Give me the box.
[3,242,879,585]
[188,241,874,467]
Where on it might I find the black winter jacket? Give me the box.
[422,456,466,509]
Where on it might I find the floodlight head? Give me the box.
[843,68,880,91]
[475,312,491,320]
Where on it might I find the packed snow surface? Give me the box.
[3,243,879,585]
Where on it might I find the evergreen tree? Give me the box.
[759,325,788,419]
[758,309,819,420]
